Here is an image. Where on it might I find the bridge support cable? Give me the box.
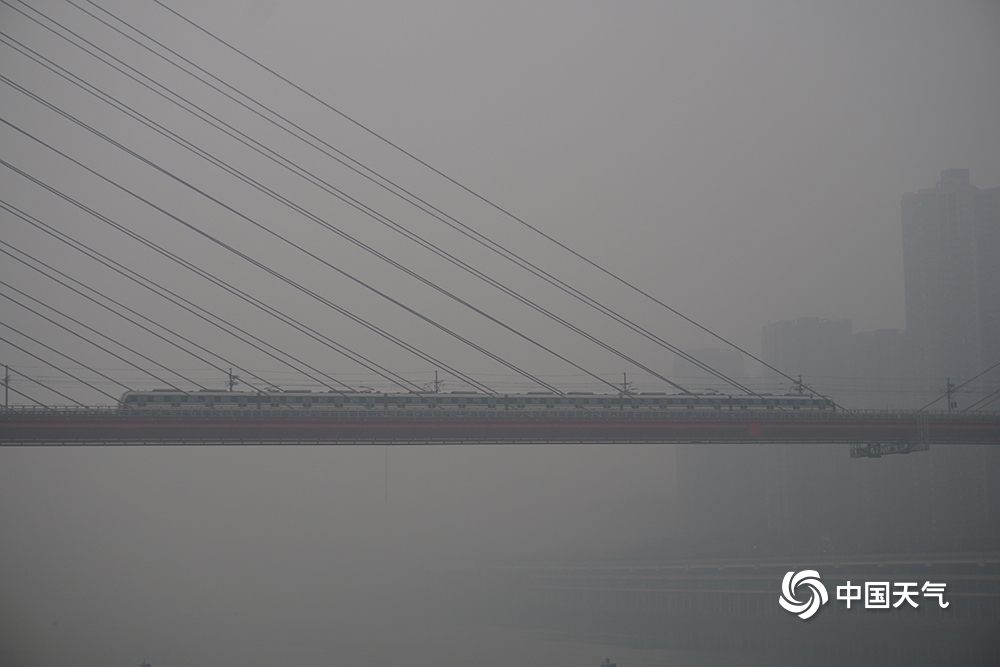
[0,172,423,398]
[962,385,1000,413]
[0,14,549,403]
[0,200,363,396]
[0,335,120,404]
[0,154,502,403]
[0,121,585,406]
[0,242,256,393]
[20,4,757,402]
[0,277,205,396]
[143,0,836,405]
[1,376,51,410]
[918,359,1000,411]
[0,75,671,399]
[0,321,131,394]
[0,27,665,404]
[40,3,761,400]
[13,1,803,404]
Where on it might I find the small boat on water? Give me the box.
[601,659,616,667]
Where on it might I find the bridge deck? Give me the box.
[1,409,997,445]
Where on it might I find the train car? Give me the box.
[117,389,835,412]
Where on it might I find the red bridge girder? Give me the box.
[1,410,998,445]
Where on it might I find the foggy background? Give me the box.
[2,0,999,665]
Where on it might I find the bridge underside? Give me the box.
[1,410,998,445]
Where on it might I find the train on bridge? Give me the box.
[118,389,836,413]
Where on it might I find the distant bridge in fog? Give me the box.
[1,409,997,454]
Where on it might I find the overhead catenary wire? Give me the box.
[144,0,833,404]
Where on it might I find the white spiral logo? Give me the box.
[779,570,828,620]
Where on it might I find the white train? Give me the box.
[118,389,835,412]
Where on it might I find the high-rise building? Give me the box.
[901,169,1000,395]
[761,319,913,408]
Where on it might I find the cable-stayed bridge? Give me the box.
[1,0,998,451]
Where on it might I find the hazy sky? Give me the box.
[2,3,999,665]
[1,0,999,400]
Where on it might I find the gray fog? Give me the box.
[1,0,999,665]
